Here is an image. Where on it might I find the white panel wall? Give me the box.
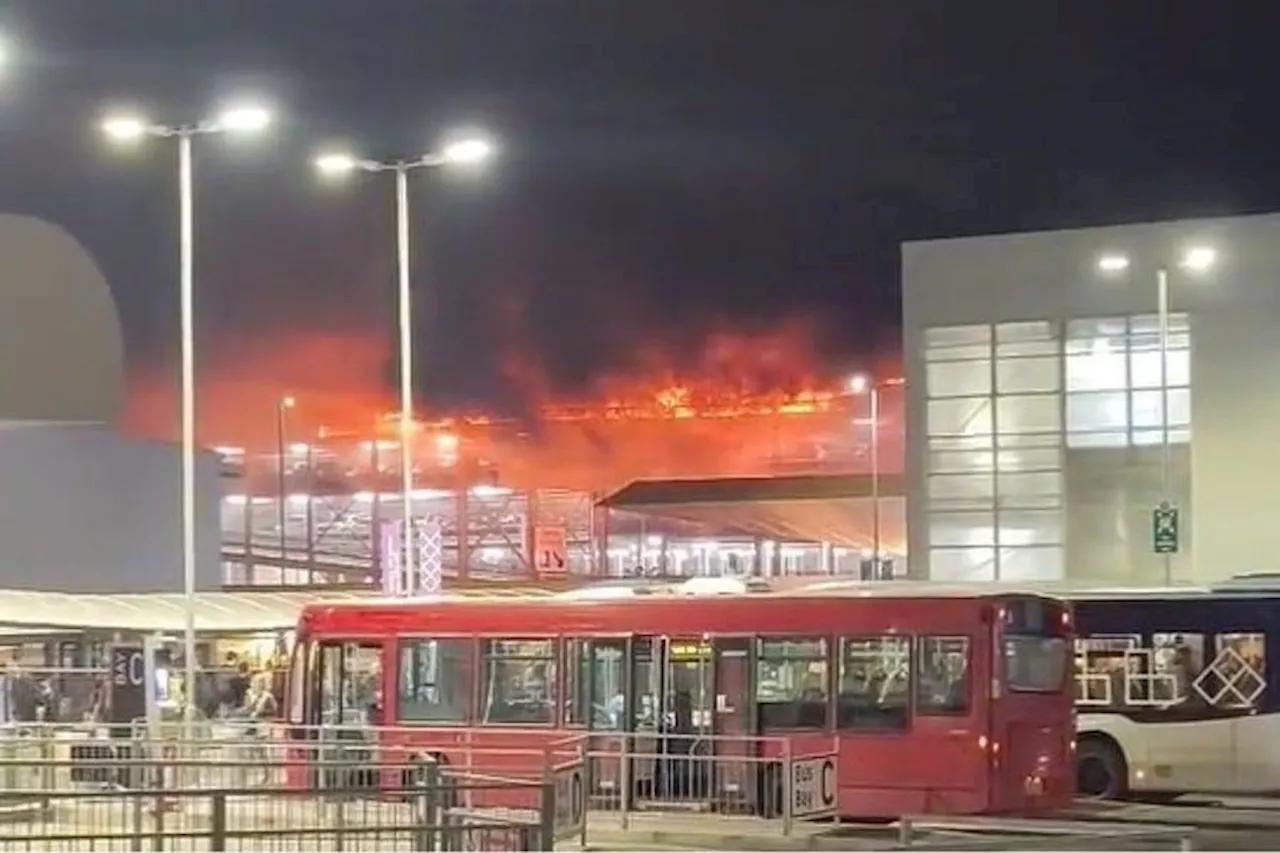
[0,422,221,592]
[902,213,1280,584]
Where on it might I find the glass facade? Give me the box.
[923,315,1191,581]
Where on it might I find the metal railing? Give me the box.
[0,725,568,851]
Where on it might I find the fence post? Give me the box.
[780,740,793,836]
[1180,835,1196,851]
[539,779,556,852]
[412,755,439,852]
[210,792,227,852]
[619,735,631,830]
[130,791,144,853]
[897,817,914,847]
[578,739,590,848]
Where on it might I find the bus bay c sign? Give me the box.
[790,754,837,819]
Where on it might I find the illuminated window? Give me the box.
[480,639,556,725]
[755,637,829,729]
[917,636,971,715]
[837,636,911,729]
[398,638,471,724]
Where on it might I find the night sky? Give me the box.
[2,1,1279,415]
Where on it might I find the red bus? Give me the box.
[284,579,1075,818]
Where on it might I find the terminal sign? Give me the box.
[1152,502,1179,554]
[790,755,837,819]
[534,525,568,576]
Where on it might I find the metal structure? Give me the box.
[218,385,907,588]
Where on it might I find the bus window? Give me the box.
[1003,635,1069,692]
[398,638,471,724]
[1207,632,1266,708]
[287,640,307,724]
[755,637,828,729]
[837,636,910,730]
[916,636,970,716]
[316,642,382,725]
[1151,632,1204,704]
[563,639,590,727]
[589,642,626,731]
[480,639,556,725]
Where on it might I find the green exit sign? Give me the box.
[1153,502,1180,554]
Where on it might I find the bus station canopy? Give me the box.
[599,473,906,549]
[0,590,374,634]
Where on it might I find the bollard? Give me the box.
[209,792,227,852]
[412,756,440,852]
[897,817,913,848]
[1180,835,1196,851]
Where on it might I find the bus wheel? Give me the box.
[1076,737,1127,800]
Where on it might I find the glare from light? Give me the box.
[848,374,871,394]
[280,395,296,409]
[314,152,358,176]
[1181,246,1217,272]
[441,137,493,166]
[216,105,271,133]
[101,115,149,141]
[1097,254,1130,274]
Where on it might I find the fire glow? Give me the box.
[122,321,902,492]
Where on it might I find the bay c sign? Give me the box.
[790,755,837,818]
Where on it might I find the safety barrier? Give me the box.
[0,727,564,851]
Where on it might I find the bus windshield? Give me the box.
[1004,635,1069,692]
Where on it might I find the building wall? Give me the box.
[902,212,1280,585]
[0,423,221,592]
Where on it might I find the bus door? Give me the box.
[657,637,713,804]
[308,640,386,790]
[711,637,756,812]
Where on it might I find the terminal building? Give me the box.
[902,212,1280,585]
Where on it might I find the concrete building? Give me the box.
[903,212,1279,585]
[0,215,222,592]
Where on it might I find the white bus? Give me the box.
[1072,577,1277,799]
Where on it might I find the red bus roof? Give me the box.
[297,577,1067,639]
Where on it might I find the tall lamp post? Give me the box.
[102,104,272,718]
[1097,246,1216,584]
[314,136,493,585]
[276,395,295,560]
[849,374,883,575]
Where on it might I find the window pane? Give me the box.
[590,643,626,730]
[1065,317,1127,355]
[1067,430,1127,449]
[928,450,993,475]
[996,356,1060,393]
[1133,428,1191,446]
[926,324,991,348]
[926,360,991,397]
[480,639,556,725]
[996,394,1061,434]
[930,547,996,582]
[1132,389,1191,429]
[997,432,1061,449]
[399,638,470,723]
[1004,636,1069,692]
[998,510,1063,545]
[998,546,1064,581]
[917,637,971,715]
[1130,312,1190,342]
[756,638,829,729]
[1065,351,1127,391]
[1067,391,1128,432]
[1206,633,1266,708]
[562,639,590,726]
[928,512,995,546]
[928,435,993,452]
[1130,349,1190,389]
[996,321,1058,357]
[997,471,1063,502]
[837,637,910,730]
[927,398,992,436]
[929,473,994,502]
[997,447,1062,472]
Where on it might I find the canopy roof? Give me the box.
[0,590,373,634]
[600,474,906,549]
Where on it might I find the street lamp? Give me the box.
[276,395,295,560]
[848,373,883,575]
[1097,245,1217,583]
[102,102,272,720]
[313,133,494,585]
